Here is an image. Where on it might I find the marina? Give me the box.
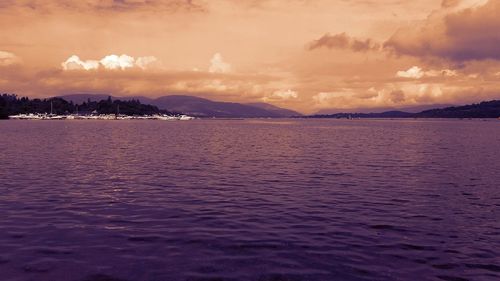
[7,113,195,121]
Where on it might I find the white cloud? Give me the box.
[135,56,159,69]
[0,51,20,66]
[100,54,135,70]
[271,89,298,100]
[387,83,444,104]
[396,66,424,79]
[313,91,353,105]
[209,53,231,73]
[424,69,458,77]
[61,55,100,70]
[62,54,159,71]
[397,66,459,79]
[262,89,299,102]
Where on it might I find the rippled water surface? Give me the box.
[1,119,499,281]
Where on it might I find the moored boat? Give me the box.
[179,115,195,121]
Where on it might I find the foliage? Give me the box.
[0,94,172,118]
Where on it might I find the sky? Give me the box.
[0,0,499,113]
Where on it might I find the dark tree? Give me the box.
[0,94,174,118]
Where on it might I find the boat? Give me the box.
[7,109,195,121]
[178,115,195,121]
[154,114,178,121]
[8,113,43,120]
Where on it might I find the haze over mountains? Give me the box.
[311,101,500,119]
[59,94,302,118]
[57,94,500,119]
[315,104,454,115]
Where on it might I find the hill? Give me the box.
[315,104,453,115]
[151,96,284,118]
[309,100,500,119]
[416,100,500,118]
[60,94,300,118]
[246,102,301,117]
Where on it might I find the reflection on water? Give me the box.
[0,119,499,281]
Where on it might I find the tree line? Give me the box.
[0,94,173,119]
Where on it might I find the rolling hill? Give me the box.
[59,94,301,118]
[309,100,500,119]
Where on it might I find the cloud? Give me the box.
[272,89,298,99]
[209,53,231,73]
[389,90,406,103]
[266,89,298,101]
[397,66,424,79]
[396,66,459,79]
[62,54,159,70]
[308,33,380,52]
[313,91,354,106]
[61,55,100,70]
[0,50,20,66]
[307,75,500,110]
[441,0,460,8]
[135,56,159,69]
[0,0,206,13]
[385,0,500,62]
[425,69,458,77]
[100,54,135,70]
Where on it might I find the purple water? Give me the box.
[0,119,499,281]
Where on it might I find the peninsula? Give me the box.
[0,94,193,120]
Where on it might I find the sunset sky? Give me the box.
[1,0,499,113]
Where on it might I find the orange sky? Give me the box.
[1,0,499,113]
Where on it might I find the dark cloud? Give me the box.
[308,32,380,52]
[0,0,206,13]
[385,1,500,62]
[441,0,460,8]
[389,89,405,103]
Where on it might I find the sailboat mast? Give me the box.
[50,101,53,115]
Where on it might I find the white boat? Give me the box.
[9,113,43,120]
[154,115,178,121]
[178,115,195,121]
[48,115,65,120]
[8,111,195,121]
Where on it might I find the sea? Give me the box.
[0,119,499,281]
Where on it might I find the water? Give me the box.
[0,119,499,281]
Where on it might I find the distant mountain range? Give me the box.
[310,100,500,119]
[59,94,302,118]
[58,94,500,119]
[315,104,454,115]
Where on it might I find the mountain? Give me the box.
[416,100,500,118]
[315,104,454,115]
[309,100,500,119]
[310,111,414,119]
[150,95,293,118]
[59,94,300,118]
[246,102,301,117]
[401,104,455,113]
